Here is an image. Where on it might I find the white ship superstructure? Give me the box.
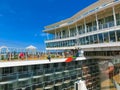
[44,0,120,52]
[0,0,120,90]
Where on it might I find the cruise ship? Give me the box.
[0,0,120,90]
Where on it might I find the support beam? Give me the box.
[68,26,71,37]
[113,6,117,26]
[55,29,56,39]
[95,13,99,30]
[84,18,87,33]
[75,23,79,36]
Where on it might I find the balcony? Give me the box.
[44,81,54,90]
[99,21,114,30]
[17,80,30,89]
[54,73,63,80]
[55,79,63,86]
[18,72,31,79]
[63,76,70,83]
[54,68,63,74]
[69,70,77,76]
[0,73,17,83]
[71,75,77,81]
[32,70,44,78]
[32,84,43,90]
[44,69,54,76]
[77,73,82,80]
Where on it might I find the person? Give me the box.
[19,52,24,60]
[99,60,116,89]
[99,60,114,79]
[7,52,11,61]
[105,61,114,79]
[47,54,51,62]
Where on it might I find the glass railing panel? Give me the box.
[63,71,69,77]
[99,24,103,30]
[86,27,90,32]
[17,80,30,88]
[98,21,115,30]
[1,73,17,82]
[64,76,70,81]
[108,21,114,27]
[33,69,44,76]
[71,75,77,79]
[54,73,63,80]
[44,81,54,88]
[55,68,63,72]
[18,72,32,78]
[32,83,43,90]
[67,66,75,70]
[79,29,85,34]
[93,25,97,31]
[103,23,108,28]
[69,70,77,76]
[44,69,54,74]
[55,79,63,83]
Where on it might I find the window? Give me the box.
[85,36,90,44]
[117,30,120,41]
[54,63,58,68]
[93,34,98,44]
[32,65,40,71]
[109,31,116,42]
[2,67,14,75]
[90,35,94,44]
[103,32,109,43]
[18,66,28,73]
[44,64,50,68]
[80,38,85,45]
[116,13,120,25]
[98,33,104,43]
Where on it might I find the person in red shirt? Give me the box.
[19,52,24,60]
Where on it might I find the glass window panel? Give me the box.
[98,18,104,25]
[80,38,85,45]
[117,30,120,41]
[85,36,90,44]
[116,13,120,19]
[90,35,94,44]
[98,33,103,43]
[79,38,82,45]
[109,31,116,42]
[2,67,14,75]
[103,32,109,43]
[93,34,98,44]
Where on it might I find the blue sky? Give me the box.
[0,0,97,50]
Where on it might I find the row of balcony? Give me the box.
[0,68,81,82]
[46,29,120,48]
[46,19,120,41]
[0,63,99,83]
[0,75,79,90]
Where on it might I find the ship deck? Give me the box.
[0,57,86,68]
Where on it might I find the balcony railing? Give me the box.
[0,73,17,82]
[32,70,44,76]
[45,21,117,47]
[18,72,32,79]
[44,69,54,75]
[99,21,114,30]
